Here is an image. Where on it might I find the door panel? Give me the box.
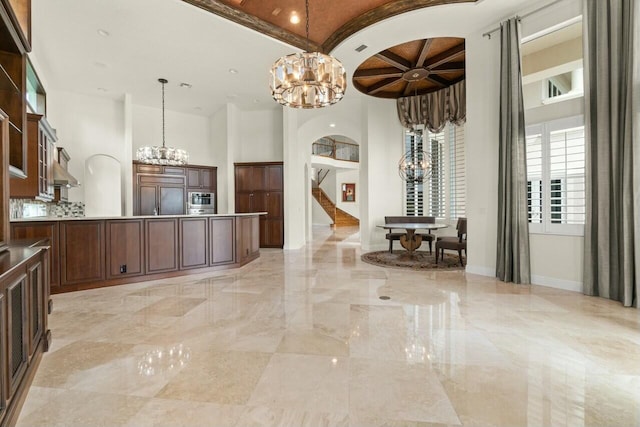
[267,165,283,191]
[201,169,212,190]
[159,185,185,215]
[251,167,267,191]
[186,168,200,188]
[139,185,158,215]
[252,192,267,213]
[146,219,178,273]
[106,220,144,279]
[179,218,208,269]
[235,166,253,192]
[210,217,235,265]
[235,193,252,213]
[266,192,283,218]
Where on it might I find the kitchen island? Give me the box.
[10,213,263,294]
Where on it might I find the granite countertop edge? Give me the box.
[10,212,267,222]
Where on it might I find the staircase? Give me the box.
[312,187,360,227]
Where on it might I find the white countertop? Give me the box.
[10,212,267,222]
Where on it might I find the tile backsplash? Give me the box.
[10,199,85,219]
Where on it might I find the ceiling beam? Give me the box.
[353,67,404,80]
[416,39,433,67]
[428,61,465,74]
[425,74,450,87]
[367,77,402,95]
[403,81,417,96]
[375,50,412,71]
[322,0,476,53]
[424,43,465,69]
[180,0,321,52]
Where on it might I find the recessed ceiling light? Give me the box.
[290,12,300,24]
[272,8,282,16]
[229,68,238,74]
[329,123,336,128]
[94,62,108,68]
[97,29,110,37]
[355,44,368,52]
[97,87,108,92]
[180,83,192,89]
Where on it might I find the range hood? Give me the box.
[53,161,80,187]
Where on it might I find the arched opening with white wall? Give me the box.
[84,154,122,217]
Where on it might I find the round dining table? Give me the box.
[377,223,449,254]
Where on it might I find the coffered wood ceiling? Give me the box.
[181,0,476,53]
[353,37,465,98]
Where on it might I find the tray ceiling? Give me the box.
[181,0,476,52]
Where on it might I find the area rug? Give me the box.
[361,250,465,271]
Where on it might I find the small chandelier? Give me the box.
[136,78,189,166]
[398,150,431,183]
[270,0,347,108]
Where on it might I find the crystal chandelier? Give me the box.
[270,0,347,108]
[136,78,189,166]
[398,150,431,183]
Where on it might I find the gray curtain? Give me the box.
[496,18,530,284]
[396,80,466,132]
[583,0,638,307]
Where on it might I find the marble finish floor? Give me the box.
[17,227,640,426]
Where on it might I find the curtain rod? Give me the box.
[482,0,566,39]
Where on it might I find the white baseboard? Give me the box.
[465,265,494,276]
[465,265,582,293]
[531,274,582,293]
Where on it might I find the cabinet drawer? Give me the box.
[163,166,185,175]
[136,164,163,174]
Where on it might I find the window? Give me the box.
[404,124,465,219]
[526,115,585,234]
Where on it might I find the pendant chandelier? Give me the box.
[136,78,189,166]
[270,0,347,109]
[398,150,431,183]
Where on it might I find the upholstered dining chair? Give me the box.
[435,217,467,266]
[384,216,436,254]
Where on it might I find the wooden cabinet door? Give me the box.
[179,217,208,270]
[0,292,6,419]
[251,166,267,191]
[6,273,28,398]
[60,221,105,286]
[252,192,267,213]
[267,165,283,191]
[139,185,158,215]
[186,168,200,188]
[27,260,43,360]
[159,185,185,215]
[11,222,60,289]
[210,217,235,265]
[235,193,252,213]
[266,191,283,218]
[145,219,178,273]
[106,220,144,279]
[201,168,212,190]
[235,166,253,192]
[163,166,185,175]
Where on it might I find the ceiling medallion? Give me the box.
[270,0,347,109]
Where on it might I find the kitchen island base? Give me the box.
[11,214,261,294]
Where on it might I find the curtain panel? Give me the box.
[496,18,531,284]
[396,80,466,132]
[583,0,638,307]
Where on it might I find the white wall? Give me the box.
[320,169,337,202]
[210,106,229,213]
[237,109,283,162]
[312,199,333,225]
[46,90,127,206]
[335,169,360,218]
[132,105,213,166]
[84,154,122,217]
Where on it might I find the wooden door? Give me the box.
[145,219,178,273]
[179,218,208,270]
[60,221,105,286]
[235,193,252,213]
[139,185,158,215]
[106,220,144,279]
[159,185,185,215]
[210,217,235,265]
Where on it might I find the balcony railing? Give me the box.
[312,138,359,162]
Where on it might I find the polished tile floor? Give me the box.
[17,227,640,426]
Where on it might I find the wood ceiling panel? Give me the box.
[181,0,477,52]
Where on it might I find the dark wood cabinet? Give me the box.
[59,221,105,286]
[10,221,59,289]
[9,113,55,201]
[134,173,186,216]
[209,217,235,266]
[236,215,259,263]
[1,110,9,254]
[53,147,69,203]
[185,166,214,191]
[106,219,144,279]
[0,244,50,427]
[234,162,283,248]
[145,218,178,273]
[179,217,208,270]
[0,50,26,177]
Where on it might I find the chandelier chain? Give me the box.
[161,80,166,148]
[305,0,309,52]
